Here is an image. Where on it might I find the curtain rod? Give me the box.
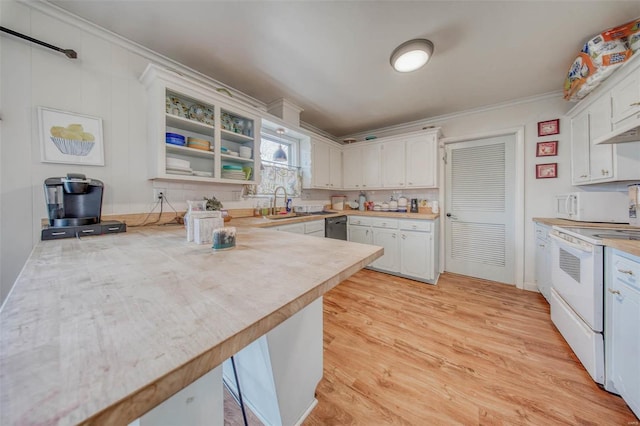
[0,26,77,59]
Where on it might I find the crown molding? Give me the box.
[23,0,267,111]
[339,91,563,141]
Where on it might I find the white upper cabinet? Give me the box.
[311,136,341,189]
[361,144,382,189]
[381,142,406,188]
[381,131,439,189]
[567,57,640,185]
[406,133,438,188]
[342,144,382,189]
[611,67,640,125]
[588,95,614,183]
[591,55,640,145]
[329,144,343,188]
[570,111,591,185]
[344,129,440,190]
[140,64,261,184]
[343,147,363,189]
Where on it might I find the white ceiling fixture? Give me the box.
[390,39,434,72]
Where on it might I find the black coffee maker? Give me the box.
[44,173,103,227]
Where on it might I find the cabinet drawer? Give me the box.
[612,252,640,290]
[371,218,398,229]
[77,224,103,237]
[102,222,127,234]
[399,220,432,232]
[535,223,550,241]
[349,216,373,226]
[41,227,77,240]
[304,220,325,234]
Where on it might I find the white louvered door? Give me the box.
[445,135,515,284]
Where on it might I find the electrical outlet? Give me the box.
[153,188,166,202]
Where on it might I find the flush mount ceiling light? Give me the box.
[390,39,434,73]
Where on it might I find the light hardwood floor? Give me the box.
[302,270,637,425]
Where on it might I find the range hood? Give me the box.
[594,117,640,145]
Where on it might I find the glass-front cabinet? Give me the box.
[140,64,261,184]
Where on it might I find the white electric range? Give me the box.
[548,225,640,385]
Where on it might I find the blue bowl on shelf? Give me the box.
[166,132,186,146]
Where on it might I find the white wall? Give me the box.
[435,96,576,288]
[0,1,331,303]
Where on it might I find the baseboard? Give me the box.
[294,398,318,426]
[523,281,540,292]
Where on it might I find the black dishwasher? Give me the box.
[325,216,347,240]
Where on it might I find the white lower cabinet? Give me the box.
[275,220,325,237]
[400,230,434,281]
[534,223,551,303]
[275,222,305,234]
[348,216,439,284]
[348,224,372,245]
[605,248,640,418]
[372,228,399,272]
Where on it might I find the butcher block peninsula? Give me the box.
[0,225,382,425]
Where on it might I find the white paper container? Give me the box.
[629,184,639,226]
[194,216,224,244]
[185,210,222,242]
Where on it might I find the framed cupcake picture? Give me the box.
[38,107,104,166]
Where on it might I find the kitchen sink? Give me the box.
[263,213,300,220]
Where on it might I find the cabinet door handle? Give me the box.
[617,269,635,276]
[51,232,66,236]
[630,102,640,107]
[408,182,413,185]
[399,183,404,186]
[392,233,396,238]
[580,174,588,178]
[401,234,406,239]
[81,229,95,234]
[608,289,621,295]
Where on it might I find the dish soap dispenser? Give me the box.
[358,191,366,211]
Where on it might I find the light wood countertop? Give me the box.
[0,225,382,425]
[533,217,640,257]
[236,210,440,228]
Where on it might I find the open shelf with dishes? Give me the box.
[141,64,261,184]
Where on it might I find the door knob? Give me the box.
[446,213,457,219]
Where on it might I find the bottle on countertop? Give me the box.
[286,198,292,213]
[358,191,366,211]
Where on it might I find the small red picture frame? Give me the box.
[538,119,560,136]
[536,163,557,179]
[536,140,558,157]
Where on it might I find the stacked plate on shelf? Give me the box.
[221,164,246,180]
[166,156,193,175]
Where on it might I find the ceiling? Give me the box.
[49,1,640,137]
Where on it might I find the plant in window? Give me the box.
[204,195,223,211]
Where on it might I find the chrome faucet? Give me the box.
[272,186,288,215]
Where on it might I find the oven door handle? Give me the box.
[549,233,593,253]
[565,196,572,216]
